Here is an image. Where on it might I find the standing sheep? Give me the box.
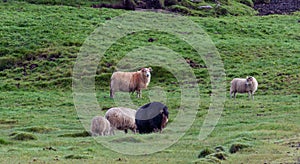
[110,67,152,98]
[135,102,169,134]
[90,116,113,136]
[105,107,137,134]
[230,76,258,100]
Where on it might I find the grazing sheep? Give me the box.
[105,107,137,134]
[110,67,152,98]
[135,102,169,134]
[230,76,258,100]
[90,116,113,136]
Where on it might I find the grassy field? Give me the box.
[0,1,299,163]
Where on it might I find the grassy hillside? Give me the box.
[0,1,299,94]
[0,1,299,163]
[15,0,258,16]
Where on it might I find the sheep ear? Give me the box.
[149,67,152,72]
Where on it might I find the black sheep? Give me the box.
[135,102,169,134]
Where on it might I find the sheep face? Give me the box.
[245,76,254,87]
[161,114,168,129]
[141,67,152,78]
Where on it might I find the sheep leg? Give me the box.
[110,128,115,135]
[136,89,141,98]
[110,89,114,98]
[153,128,159,133]
[248,91,251,100]
[124,129,128,134]
[129,127,136,134]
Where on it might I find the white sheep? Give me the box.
[230,76,258,100]
[110,67,152,98]
[105,107,137,134]
[90,116,113,136]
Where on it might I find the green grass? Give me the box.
[0,1,299,163]
[0,91,299,163]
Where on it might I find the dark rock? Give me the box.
[29,64,38,70]
[148,38,155,42]
[254,0,300,15]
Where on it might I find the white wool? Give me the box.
[90,116,113,136]
[105,107,137,134]
[230,76,258,100]
[110,67,152,98]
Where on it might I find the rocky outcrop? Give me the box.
[254,0,300,15]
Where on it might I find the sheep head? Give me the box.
[246,76,254,87]
[140,67,152,77]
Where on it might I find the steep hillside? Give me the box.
[15,0,258,16]
[0,2,299,95]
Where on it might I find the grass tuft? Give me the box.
[207,152,228,160]
[198,147,228,161]
[229,142,251,153]
[214,145,226,152]
[198,147,215,158]
[11,132,37,141]
[0,138,11,145]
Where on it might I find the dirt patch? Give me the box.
[280,139,300,150]
[43,146,57,151]
[64,154,93,159]
[185,58,206,68]
[0,119,18,124]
